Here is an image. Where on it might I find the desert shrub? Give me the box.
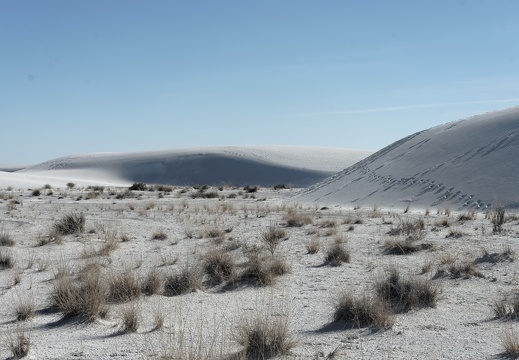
[375,267,440,312]
[500,328,519,358]
[324,243,350,266]
[239,254,290,287]
[191,190,219,199]
[51,270,108,321]
[31,189,41,196]
[120,302,140,333]
[236,314,295,358]
[458,209,476,221]
[0,248,14,270]
[7,323,30,359]
[52,213,85,235]
[115,190,134,199]
[492,294,519,320]
[319,219,337,228]
[66,182,75,189]
[129,182,148,191]
[14,296,35,321]
[305,238,320,254]
[434,261,483,279]
[163,263,203,296]
[333,292,393,329]
[268,256,291,276]
[155,184,173,192]
[205,227,225,240]
[0,228,15,246]
[382,238,432,255]
[243,185,258,193]
[261,226,287,255]
[273,184,290,190]
[203,248,236,284]
[284,209,312,227]
[106,267,141,303]
[152,230,168,240]
[388,217,425,241]
[492,206,506,233]
[142,267,163,295]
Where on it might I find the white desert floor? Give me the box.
[1,185,518,359]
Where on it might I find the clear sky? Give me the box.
[2,0,519,164]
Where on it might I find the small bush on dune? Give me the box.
[382,238,432,255]
[492,294,519,320]
[500,328,519,358]
[120,302,140,333]
[324,243,350,266]
[261,226,287,255]
[333,292,393,329]
[239,254,290,287]
[492,206,506,233]
[0,228,15,246]
[284,209,313,227]
[129,182,148,191]
[142,267,162,296]
[305,238,320,254]
[7,323,30,359]
[236,314,295,358]
[203,248,236,284]
[0,248,14,270]
[163,263,204,296]
[106,267,141,303]
[53,213,85,235]
[51,270,108,321]
[375,267,440,313]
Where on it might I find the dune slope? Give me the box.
[298,106,519,209]
[10,146,371,188]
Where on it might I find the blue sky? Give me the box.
[2,1,519,164]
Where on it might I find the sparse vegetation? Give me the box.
[492,206,506,233]
[0,248,14,270]
[53,213,85,235]
[164,263,203,296]
[129,182,148,191]
[333,292,393,329]
[324,243,350,266]
[260,225,287,255]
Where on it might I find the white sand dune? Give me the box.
[2,146,372,189]
[298,106,519,209]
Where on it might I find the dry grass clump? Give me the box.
[324,243,350,266]
[375,267,440,313]
[499,328,519,358]
[53,213,85,235]
[382,238,432,255]
[163,263,204,296]
[305,238,320,254]
[106,266,141,303]
[333,292,393,329]
[142,267,163,295]
[152,230,168,240]
[0,248,14,270]
[0,228,15,246]
[434,261,483,279]
[6,323,31,359]
[236,314,295,358]
[239,254,290,287]
[284,208,312,227]
[202,248,236,284]
[261,226,287,255]
[51,270,108,321]
[205,228,225,244]
[458,209,476,221]
[14,296,35,321]
[492,294,519,320]
[492,206,506,233]
[388,217,425,241]
[476,247,514,264]
[319,219,337,228]
[120,302,140,333]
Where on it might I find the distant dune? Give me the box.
[0,146,372,189]
[298,106,519,209]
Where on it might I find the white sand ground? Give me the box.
[1,146,372,190]
[298,106,519,210]
[0,186,518,359]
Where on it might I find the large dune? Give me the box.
[298,106,519,209]
[1,146,372,189]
